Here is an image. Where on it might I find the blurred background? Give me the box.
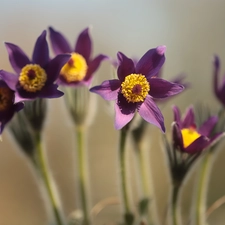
[0,0,225,224]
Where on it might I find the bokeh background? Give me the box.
[0,0,225,224]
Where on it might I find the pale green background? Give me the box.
[0,0,225,224]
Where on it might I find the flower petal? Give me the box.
[0,70,18,90]
[75,28,92,62]
[198,116,218,136]
[114,93,136,129]
[149,78,184,99]
[136,46,166,78]
[185,136,209,154]
[138,95,165,132]
[90,79,120,100]
[39,84,64,98]
[117,52,135,82]
[182,106,195,128]
[45,54,71,84]
[172,122,184,150]
[84,54,108,85]
[14,102,25,112]
[172,105,182,126]
[32,30,49,67]
[5,42,30,74]
[49,27,72,55]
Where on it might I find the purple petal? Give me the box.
[198,116,218,136]
[32,30,49,67]
[114,93,136,129]
[138,95,165,132]
[45,54,71,84]
[136,46,166,78]
[39,84,64,98]
[182,106,195,128]
[84,54,108,84]
[14,93,28,103]
[117,52,135,82]
[170,73,190,88]
[14,102,24,112]
[5,42,30,74]
[75,28,92,62]
[172,105,182,127]
[172,122,184,150]
[49,27,72,55]
[149,78,184,99]
[208,132,225,148]
[0,70,18,90]
[90,79,120,100]
[185,136,209,154]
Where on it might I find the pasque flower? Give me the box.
[213,55,225,106]
[172,105,223,154]
[0,80,24,133]
[90,46,184,131]
[0,31,71,102]
[48,27,107,87]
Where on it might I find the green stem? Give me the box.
[194,152,212,225]
[119,127,134,225]
[172,184,180,225]
[35,133,64,225]
[76,125,90,225]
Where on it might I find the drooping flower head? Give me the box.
[90,46,184,131]
[213,55,225,107]
[0,80,24,133]
[48,27,108,87]
[172,105,223,154]
[0,31,71,102]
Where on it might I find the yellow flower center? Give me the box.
[0,87,14,111]
[19,64,47,92]
[181,127,201,148]
[60,53,88,82]
[121,74,150,103]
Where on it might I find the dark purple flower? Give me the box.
[0,31,71,102]
[90,46,184,131]
[0,80,24,133]
[213,55,225,106]
[48,27,108,87]
[172,105,223,154]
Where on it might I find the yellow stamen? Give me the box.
[0,87,14,111]
[60,53,88,82]
[19,64,47,92]
[121,74,150,103]
[181,127,201,148]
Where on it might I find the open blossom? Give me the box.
[172,105,223,154]
[213,55,225,106]
[0,31,70,102]
[48,27,108,87]
[0,80,24,133]
[90,46,184,131]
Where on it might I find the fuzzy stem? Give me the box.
[171,184,180,225]
[119,127,134,225]
[35,133,65,225]
[76,125,90,225]
[194,152,212,225]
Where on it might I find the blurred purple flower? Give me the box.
[0,80,24,133]
[48,27,108,87]
[90,46,184,131]
[172,105,223,154]
[0,31,70,102]
[213,55,225,106]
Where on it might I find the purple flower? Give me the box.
[0,31,71,102]
[48,27,108,87]
[172,105,223,154]
[213,55,225,106]
[90,46,184,131]
[0,80,24,133]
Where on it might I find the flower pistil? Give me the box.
[60,52,88,82]
[19,64,47,92]
[181,126,201,148]
[0,87,14,111]
[121,74,150,103]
